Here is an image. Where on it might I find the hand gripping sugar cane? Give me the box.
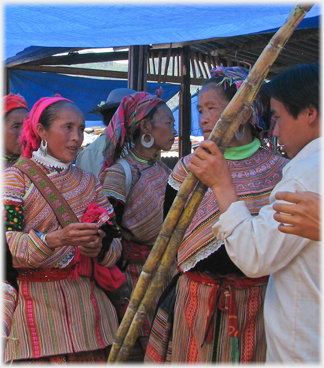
[108,3,314,363]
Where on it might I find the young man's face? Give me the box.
[270,98,313,159]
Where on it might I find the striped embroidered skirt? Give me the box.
[4,276,119,362]
[145,272,268,363]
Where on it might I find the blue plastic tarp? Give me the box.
[172,93,202,136]
[4,4,320,60]
[10,70,180,123]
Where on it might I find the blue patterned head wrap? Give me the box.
[210,65,267,131]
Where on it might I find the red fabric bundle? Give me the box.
[81,202,110,224]
[69,203,125,291]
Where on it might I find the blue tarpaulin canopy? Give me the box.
[4,3,320,130]
[4,4,320,61]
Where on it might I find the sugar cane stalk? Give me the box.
[108,3,314,363]
[107,171,199,363]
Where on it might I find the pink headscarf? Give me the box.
[3,93,29,116]
[20,94,74,158]
[101,90,164,172]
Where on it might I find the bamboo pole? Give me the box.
[107,171,199,362]
[108,3,314,363]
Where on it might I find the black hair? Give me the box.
[38,100,77,130]
[264,63,319,119]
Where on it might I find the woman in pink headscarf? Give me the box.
[3,95,125,363]
[99,90,177,360]
[3,93,29,169]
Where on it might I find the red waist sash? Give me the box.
[17,258,126,292]
[184,270,268,288]
[183,270,268,363]
[17,266,75,282]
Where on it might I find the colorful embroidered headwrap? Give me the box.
[3,93,29,116]
[20,94,74,158]
[101,91,164,172]
[210,65,267,131]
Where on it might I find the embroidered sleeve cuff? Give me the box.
[99,238,122,267]
[30,229,56,255]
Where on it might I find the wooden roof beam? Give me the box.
[9,50,129,67]
[211,28,318,56]
[7,65,128,79]
[8,64,207,85]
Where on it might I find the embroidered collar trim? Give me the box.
[130,149,157,165]
[224,137,261,160]
[32,149,70,170]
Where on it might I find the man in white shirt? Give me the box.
[76,88,135,176]
[187,63,320,363]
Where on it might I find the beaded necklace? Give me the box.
[130,148,157,166]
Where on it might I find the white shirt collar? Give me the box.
[283,137,321,174]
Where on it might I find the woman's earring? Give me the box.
[235,125,245,141]
[141,133,154,148]
[40,139,48,156]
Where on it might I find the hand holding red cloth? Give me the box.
[69,203,125,291]
[81,202,110,225]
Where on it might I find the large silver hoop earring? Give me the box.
[141,133,154,148]
[235,125,245,141]
[40,139,48,156]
